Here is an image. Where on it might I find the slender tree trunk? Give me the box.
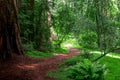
[29,0,35,41]
[94,0,102,49]
[0,0,24,60]
[96,14,101,49]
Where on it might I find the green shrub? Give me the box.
[77,31,97,49]
[80,51,95,60]
[59,55,82,67]
[54,47,69,53]
[66,59,107,80]
[26,51,53,58]
[59,51,94,67]
[23,42,35,51]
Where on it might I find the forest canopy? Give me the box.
[0,0,120,61]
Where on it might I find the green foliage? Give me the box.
[59,55,82,67]
[47,53,120,80]
[26,50,53,58]
[65,59,107,80]
[23,42,35,51]
[19,0,53,52]
[70,0,120,58]
[77,31,97,49]
[100,56,120,80]
[80,51,95,60]
[47,68,72,80]
[19,1,34,42]
[52,0,76,46]
[61,38,80,48]
[53,47,69,53]
[19,0,120,59]
[59,51,94,67]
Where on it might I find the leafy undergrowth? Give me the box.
[59,55,82,67]
[25,47,69,58]
[47,68,72,80]
[53,47,69,54]
[46,55,81,80]
[26,51,53,58]
[47,52,120,80]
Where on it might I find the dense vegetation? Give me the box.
[19,0,120,55]
[0,0,120,80]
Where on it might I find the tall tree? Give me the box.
[29,0,35,41]
[34,0,53,51]
[0,0,24,60]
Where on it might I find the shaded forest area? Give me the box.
[0,0,120,80]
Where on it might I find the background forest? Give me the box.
[19,0,120,80]
[19,0,120,55]
[0,0,120,80]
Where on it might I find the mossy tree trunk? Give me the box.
[0,0,24,60]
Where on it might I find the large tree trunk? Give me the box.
[0,0,24,60]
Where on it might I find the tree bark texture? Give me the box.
[0,0,24,60]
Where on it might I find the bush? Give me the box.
[59,55,82,67]
[66,59,107,80]
[78,31,97,49]
[26,51,52,58]
[59,51,94,67]
[23,42,35,51]
[54,47,69,53]
[80,51,94,60]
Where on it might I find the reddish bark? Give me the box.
[0,0,23,60]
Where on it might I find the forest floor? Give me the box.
[0,48,80,80]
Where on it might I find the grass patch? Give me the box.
[54,47,69,54]
[100,56,120,80]
[26,51,53,58]
[25,47,69,58]
[59,54,81,67]
[47,52,120,80]
[47,68,73,80]
[109,52,120,57]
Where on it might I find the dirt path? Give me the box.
[0,48,79,80]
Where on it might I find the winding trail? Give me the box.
[0,48,80,80]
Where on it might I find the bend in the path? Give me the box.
[0,48,80,80]
[35,48,80,80]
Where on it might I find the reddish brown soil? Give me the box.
[0,48,79,80]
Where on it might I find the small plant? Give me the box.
[54,47,69,53]
[23,42,35,51]
[26,51,53,58]
[59,55,82,67]
[77,31,97,50]
[59,51,94,67]
[80,51,94,60]
[66,59,107,80]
